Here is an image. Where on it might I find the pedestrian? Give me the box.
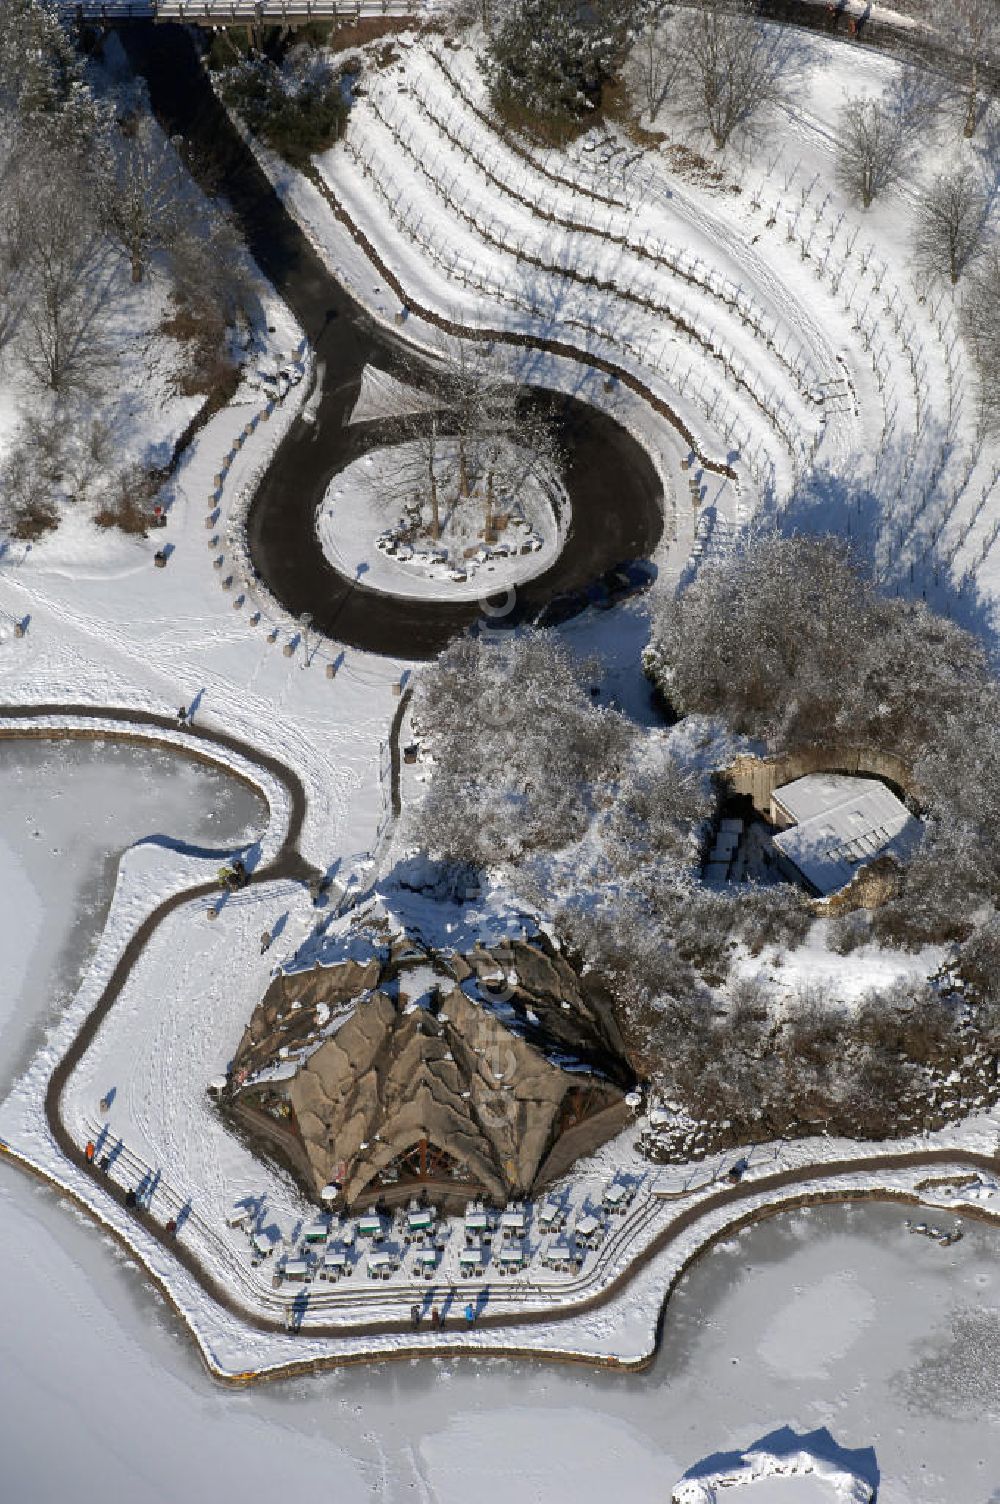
[465,1302,475,1327]
[125,1188,137,1208]
[166,1218,177,1237]
[260,930,272,955]
[84,1140,95,1163]
[410,1303,421,1329]
[177,705,188,727]
[431,1304,441,1330]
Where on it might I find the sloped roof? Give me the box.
[231,933,628,1205]
[772,774,922,896]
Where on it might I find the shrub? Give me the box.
[219,52,348,165]
[481,0,631,139]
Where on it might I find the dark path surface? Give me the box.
[123,24,666,658]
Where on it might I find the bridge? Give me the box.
[67,0,433,23]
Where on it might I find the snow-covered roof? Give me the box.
[772,774,921,897]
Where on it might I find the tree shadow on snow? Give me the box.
[771,432,998,656]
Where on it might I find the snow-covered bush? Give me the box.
[410,628,636,863]
[481,0,633,137]
[646,532,989,762]
[217,46,348,165]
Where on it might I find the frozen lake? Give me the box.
[1,738,1000,1503]
[0,736,266,1097]
[3,1181,999,1503]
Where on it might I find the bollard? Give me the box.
[282,640,295,658]
[207,906,219,921]
[234,594,245,610]
[325,662,337,679]
[250,612,261,626]
[13,621,25,638]
[222,575,234,591]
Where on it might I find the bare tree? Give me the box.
[0,149,32,354]
[630,5,679,122]
[836,93,907,209]
[947,0,1000,138]
[914,162,989,284]
[962,248,1000,431]
[16,155,117,395]
[387,346,562,548]
[680,0,791,150]
[101,114,186,283]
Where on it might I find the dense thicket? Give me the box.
[411,630,636,863]
[216,45,348,165]
[481,0,634,135]
[0,2,250,537]
[410,538,1000,1155]
[645,534,989,761]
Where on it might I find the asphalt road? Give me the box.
[123,24,666,657]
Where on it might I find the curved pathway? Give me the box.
[0,707,996,1383]
[121,23,680,658]
[5,13,1000,1380]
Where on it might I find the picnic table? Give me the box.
[496,1241,527,1272]
[499,1209,526,1237]
[542,1238,583,1273]
[575,1214,603,1247]
[281,1258,310,1282]
[537,1202,565,1233]
[464,1210,490,1240]
[358,1215,384,1241]
[367,1251,399,1279]
[460,1244,486,1277]
[414,1247,440,1277]
[320,1250,350,1280]
[406,1208,435,1239]
[603,1183,631,1213]
[302,1219,330,1243]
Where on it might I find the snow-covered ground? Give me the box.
[3,736,1000,1383]
[254,22,1000,627]
[1,9,1000,1448]
[316,437,564,600]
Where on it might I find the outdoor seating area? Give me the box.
[224,1178,643,1294]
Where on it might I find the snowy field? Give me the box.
[260,21,1000,627]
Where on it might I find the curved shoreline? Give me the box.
[0,710,995,1384]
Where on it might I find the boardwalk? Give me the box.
[66,0,431,21]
